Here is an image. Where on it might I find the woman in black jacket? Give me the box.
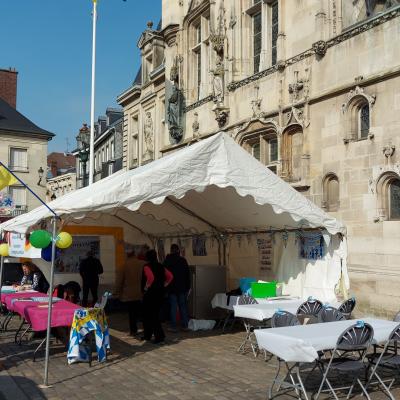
[141,250,173,344]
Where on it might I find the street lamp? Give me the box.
[37,167,44,186]
[76,123,90,187]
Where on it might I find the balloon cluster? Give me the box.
[28,230,73,262]
[0,231,73,261]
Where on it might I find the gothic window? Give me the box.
[389,179,400,220]
[271,1,279,66]
[190,12,210,101]
[242,130,279,173]
[343,88,375,142]
[359,104,370,139]
[253,12,262,73]
[323,174,340,212]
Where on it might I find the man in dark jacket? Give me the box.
[163,244,191,331]
[79,251,103,306]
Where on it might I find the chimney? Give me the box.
[0,68,18,108]
[51,161,58,178]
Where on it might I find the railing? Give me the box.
[0,205,28,217]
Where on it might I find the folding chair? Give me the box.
[366,323,400,400]
[318,306,346,323]
[94,291,112,309]
[338,297,356,320]
[271,310,300,328]
[236,295,264,357]
[297,298,323,324]
[315,321,374,400]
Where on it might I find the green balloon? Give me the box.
[30,230,52,249]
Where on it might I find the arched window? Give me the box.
[359,103,370,139]
[342,87,375,142]
[241,128,279,174]
[389,179,400,220]
[323,174,339,212]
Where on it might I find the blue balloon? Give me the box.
[41,245,61,262]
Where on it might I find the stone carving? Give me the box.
[383,143,395,159]
[288,70,310,103]
[212,58,224,106]
[210,2,226,57]
[168,84,183,144]
[214,107,230,128]
[227,7,400,93]
[170,55,182,84]
[312,40,328,57]
[251,85,266,118]
[285,106,310,128]
[143,112,154,159]
[192,112,200,135]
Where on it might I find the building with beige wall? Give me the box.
[119,1,400,317]
[0,69,53,222]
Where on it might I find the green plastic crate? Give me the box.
[251,281,277,298]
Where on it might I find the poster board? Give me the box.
[8,233,41,258]
[55,236,100,273]
[257,236,273,271]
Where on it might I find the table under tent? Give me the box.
[0,133,349,313]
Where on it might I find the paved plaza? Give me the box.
[0,312,399,400]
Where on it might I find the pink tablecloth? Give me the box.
[13,299,79,331]
[2,292,79,331]
[2,292,40,311]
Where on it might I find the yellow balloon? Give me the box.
[0,243,9,257]
[56,232,73,249]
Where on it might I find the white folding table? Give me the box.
[254,318,399,400]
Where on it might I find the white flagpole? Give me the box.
[43,217,57,387]
[88,0,97,186]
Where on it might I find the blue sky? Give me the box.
[0,0,160,152]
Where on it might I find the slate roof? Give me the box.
[0,97,54,138]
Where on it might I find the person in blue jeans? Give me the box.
[164,244,191,332]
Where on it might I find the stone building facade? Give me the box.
[119,1,400,317]
[0,68,54,221]
[75,108,124,189]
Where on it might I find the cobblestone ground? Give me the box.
[0,312,399,400]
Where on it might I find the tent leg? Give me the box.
[42,216,57,387]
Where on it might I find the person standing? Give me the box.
[163,244,191,332]
[79,250,103,307]
[141,249,173,344]
[116,244,146,336]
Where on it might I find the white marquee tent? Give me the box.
[0,133,348,301]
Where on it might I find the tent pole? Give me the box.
[43,216,57,387]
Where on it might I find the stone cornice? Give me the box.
[227,6,400,92]
[161,24,180,47]
[184,95,213,113]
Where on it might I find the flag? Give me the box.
[0,165,18,191]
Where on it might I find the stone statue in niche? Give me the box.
[167,84,183,144]
[143,112,154,157]
[212,56,224,106]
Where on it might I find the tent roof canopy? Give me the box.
[0,133,345,237]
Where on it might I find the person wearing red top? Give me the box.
[141,249,173,343]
